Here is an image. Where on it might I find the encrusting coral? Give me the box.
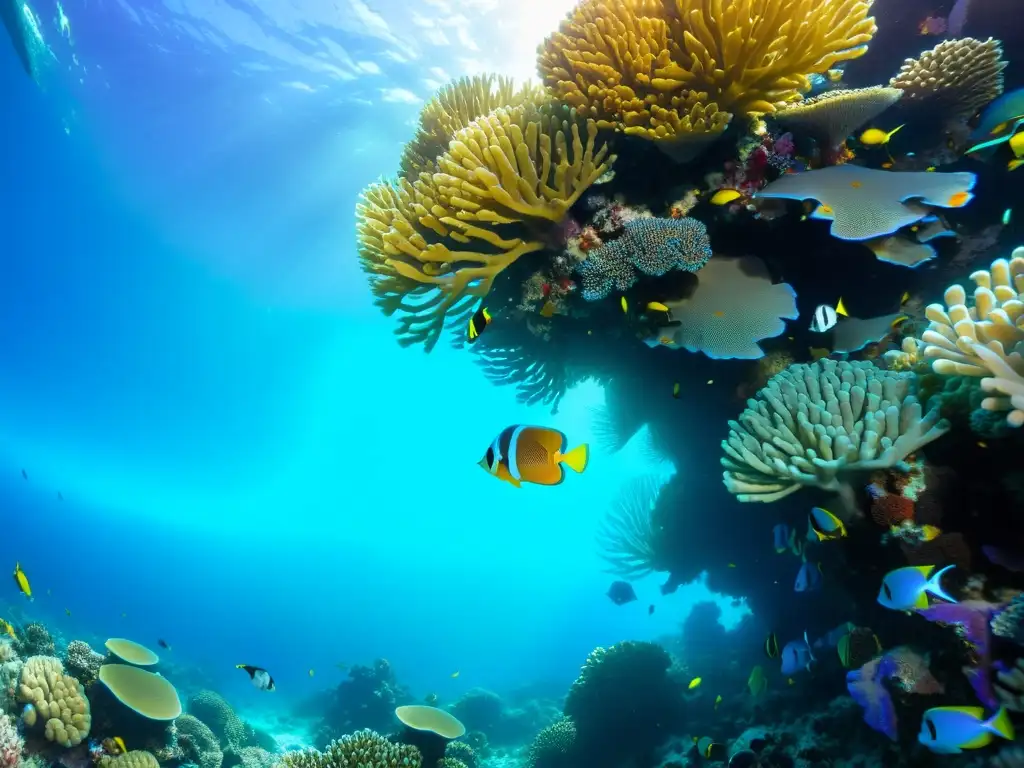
[357,103,614,351]
[17,655,92,747]
[889,37,1007,121]
[537,0,877,158]
[919,250,1024,426]
[399,75,546,178]
[721,359,950,502]
[274,730,421,768]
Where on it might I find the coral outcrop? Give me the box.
[275,731,421,768]
[17,655,91,747]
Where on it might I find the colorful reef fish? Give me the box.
[13,563,31,600]
[780,634,815,676]
[919,706,1014,754]
[807,507,846,541]
[236,664,275,691]
[877,565,957,611]
[794,560,823,592]
[479,425,589,488]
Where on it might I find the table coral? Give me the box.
[357,104,614,351]
[774,86,902,149]
[721,359,950,502]
[538,0,876,158]
[575,217,711,301]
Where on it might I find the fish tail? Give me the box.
[559,443,589,473]
[986,707,1015,741]
[925,564,958,604]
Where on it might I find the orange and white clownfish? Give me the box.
[478,426,589,488]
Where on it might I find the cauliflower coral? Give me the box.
[17,656,91,748]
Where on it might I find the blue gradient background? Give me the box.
[0,0,745,725]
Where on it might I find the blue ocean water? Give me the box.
[0,0,745,734]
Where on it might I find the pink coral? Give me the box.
[0,713,23,768]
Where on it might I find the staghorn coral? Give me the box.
[17,655,91,748]
[399,75,546,178]
[721,359,950,502]
[644,255,797,359]
[357,104,614,351]
[188,690,245,749]
[774,86,902,149]
[596,474,672,579]
[64,640,104,686]
[575,217,711,301]
[275,730,421,768]
[176,714,224,768]
[919,250,1024,426]
[889,37,1006,121]
[98,752,160,768]
[526,718,575,768]
[0,713,23,768]
[538,0,876,158]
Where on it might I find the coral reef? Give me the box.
[64,640,104,686]
[773,86,902,150]
[275,731,421,768]
[176,714,224,768]
[0,713,23,768]
[14,624,53,659]
[18,655,91,747]
[526,718,574,768]
[188,691,245,750]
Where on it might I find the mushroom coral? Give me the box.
[357,104,614,351]
[919,250,1024,427]
[644,255,797,359]
[721,359,950,502]
[18,655,91,747]
[400,75,546,178]
[538,0,877,158]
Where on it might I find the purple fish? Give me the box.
[946,0,971,35]
[847,657,898,740]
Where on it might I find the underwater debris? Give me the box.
[643,256,797,360]
[721,359,950,502]
[755,165,976,241]
[575,217,711,301]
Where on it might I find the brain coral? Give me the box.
[645,255,797,359]
[755,165,976,241]
[538,0,876,157]
[576,217,712,301]
[188,690,245,749]
[275,730,421,768]
[17,655,91,747]
[721,359,950,502]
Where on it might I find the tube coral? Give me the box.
[538,0,877,158]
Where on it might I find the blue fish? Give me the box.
[813,621,857,651]
[780,633,815,676]
[968,88,1024,158]
[794,560,822,592]
[772,523,790,553]
[807,507,846,541]
[877,565,956,611]
[919,706,1014,754]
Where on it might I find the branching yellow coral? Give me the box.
[400,75,546,178]
[357,105,614,350]
[538,0,876,156]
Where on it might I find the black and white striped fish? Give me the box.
[809,298,848,333]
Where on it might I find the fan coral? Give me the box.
[18,655,91,747]
[0,713,23,768]
[890,37,1006,121]
[399,75,546,177]
[538,0,876,158]
[755,166,976,241]
[275,731,421,768]
[357,104,614,350]
[919,250,1024,426]
[774,86,902,149]
[526,718,575,768]
[645,255,798,359]
[188,690,245,749]
[575,217,711,301]
[721,359,950,502]
[596,474,671,579]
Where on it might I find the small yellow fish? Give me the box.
[859,125,903,146]
[688,677,702,690]
[65,608,71,617]
[468,306,491,342]
[113,737,127,755]
[901,291,910,305]
[710,188,743,205]
[714,694,723,710]
[451,671,460,679]
[647,301,670,314]
[978,441,989,448]
[926,166,937,172]
[0,619,15,640]
[13,563,31,600]
[881,161,894,169]
[1010,158,1024,172]
[621,296,628,313]
[672,382,680,399]
[539,300,557,318]
[1011,131,1024,158]
[309,669,315,677]
[920,525,942,542]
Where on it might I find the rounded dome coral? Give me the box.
[104,639,159,666]
[394,705,466,739]
[98,664,182,720]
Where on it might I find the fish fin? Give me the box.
[803,631,816,661]
[959,732,995,750]
[835,298,849,317]
[559,443,589,474]
[925,564,958,603]
[913,590,930,610]
[985,707,1015,741]
[888,124,905,141]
